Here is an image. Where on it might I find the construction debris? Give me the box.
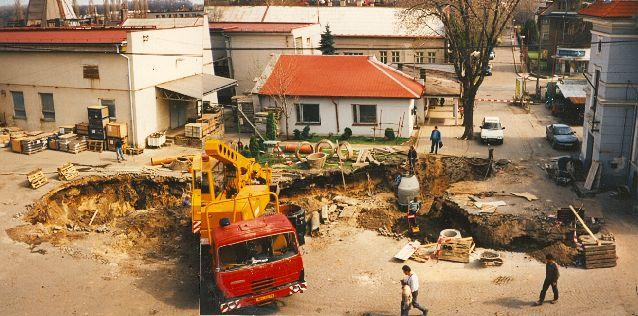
[57,163,79,181]
[492,276,513,285]
[438,237,475,263]
[394,241,421,261]
[480,251,503,266]
[511,192,538,201]
[27,168,48,189]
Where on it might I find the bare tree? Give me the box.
[14,0,24,22]
[263,56,299,140]
[401,0,521,139]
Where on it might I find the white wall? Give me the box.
[0,51,130,132]
[258,95,415,138]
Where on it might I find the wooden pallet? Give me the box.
[583,244,617,269]
[57,163,79,181]
[27,168,48,189]
[125,147,144,155]
[87,140,104,152]
[67,140,87,154]
[439,237,475,263]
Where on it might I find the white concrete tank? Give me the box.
[397,175,420,206]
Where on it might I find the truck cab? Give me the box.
[204,214,305,314]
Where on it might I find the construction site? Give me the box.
[0,125,636,315]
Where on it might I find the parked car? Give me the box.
[545,124,579,149]
[480,116,505,144]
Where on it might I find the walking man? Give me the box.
[430,126,441,154]
[407,145,417,175]
[401,265,428,316]
[535,254,559,305]
[115,138,126,163]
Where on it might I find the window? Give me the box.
[379,51,388,63]
[218,233,298,272]
[294,37,303,54]
[11,91,26,119]
[40,93,55,121]
[101,99,116,120]
[391,51,400,63]
[597,38,602,53]
[295,103,321,124]
[352,104,377,124]
[415,51,425,64]
[427,51,436,63]
[83,65,99,79]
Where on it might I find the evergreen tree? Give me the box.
[319,25,336,55]
[266,112,277,140]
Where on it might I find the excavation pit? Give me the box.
[7,174,196,263]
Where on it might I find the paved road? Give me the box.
[417,33,582,161]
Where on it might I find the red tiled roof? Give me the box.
[259,55,424,99]
[0,28,130,44]
[209,22,315,33]
[579,0,638,18]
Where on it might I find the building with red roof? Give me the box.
[577,0,638,192]
[0,17,236,146]
[254,54,425,138]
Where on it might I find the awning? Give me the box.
[157,74,237,99]
[557,80,587,99]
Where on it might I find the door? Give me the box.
[170,101,187,129]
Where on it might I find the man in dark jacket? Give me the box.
[115,138,126,163]
[430,126,441,154]
[407,145,417,175]
[535,254,559,305]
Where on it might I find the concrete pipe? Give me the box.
[336,141,354,161]
[295,141,314,161]
[150,155,194,166]
[315,139,336,158]
[439,229,462,239]
[306,152,327,169]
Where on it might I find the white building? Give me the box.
[579,1,638,192]
[207,6,446,96]
[0,17,235,146]
[209,22,322,95]
[253,55,424,138]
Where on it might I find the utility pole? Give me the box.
[536,17,542,98]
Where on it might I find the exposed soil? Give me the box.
[6,174,198,264]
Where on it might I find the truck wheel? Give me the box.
[200,245,220,315]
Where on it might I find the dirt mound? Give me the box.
[8,174,196,263]
[528,242,578,266]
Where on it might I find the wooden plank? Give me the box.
[585,258,617,264]
[584,244,615,251]
[570,205,599,245]
[394,241,421,261]
[584,161,600,190]
[585,262,617,269]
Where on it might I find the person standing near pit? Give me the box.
[407,145,418,175]
[115,138,126,163]
[401,265,428,315]
[430,126,441,154]
[535,254,559,305]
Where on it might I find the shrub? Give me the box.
[301,125,311,140]
[384,128,396,140]
[249,136,260,158]
[340,127,352,140]
[293,129,302,140]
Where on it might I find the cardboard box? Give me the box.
[11,138,24,153]
[87,106,109,120]
[106,123,128,138]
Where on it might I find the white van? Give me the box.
[480,116,505,144]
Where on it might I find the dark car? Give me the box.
[483,64,492,76]
[545,124,579,149]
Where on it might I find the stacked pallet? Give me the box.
[57,163,79,181]
[0,133,9,148]
[583,243,617,269]
[75,122,89,136]
[439,237,475,263]
[20,133,51,155]
[87,106,109,140]
[67,138,88,154]
[27,168,48,189]
[87,140,104,152]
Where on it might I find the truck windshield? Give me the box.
[484,122,501,129]
[218,232,298,272]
